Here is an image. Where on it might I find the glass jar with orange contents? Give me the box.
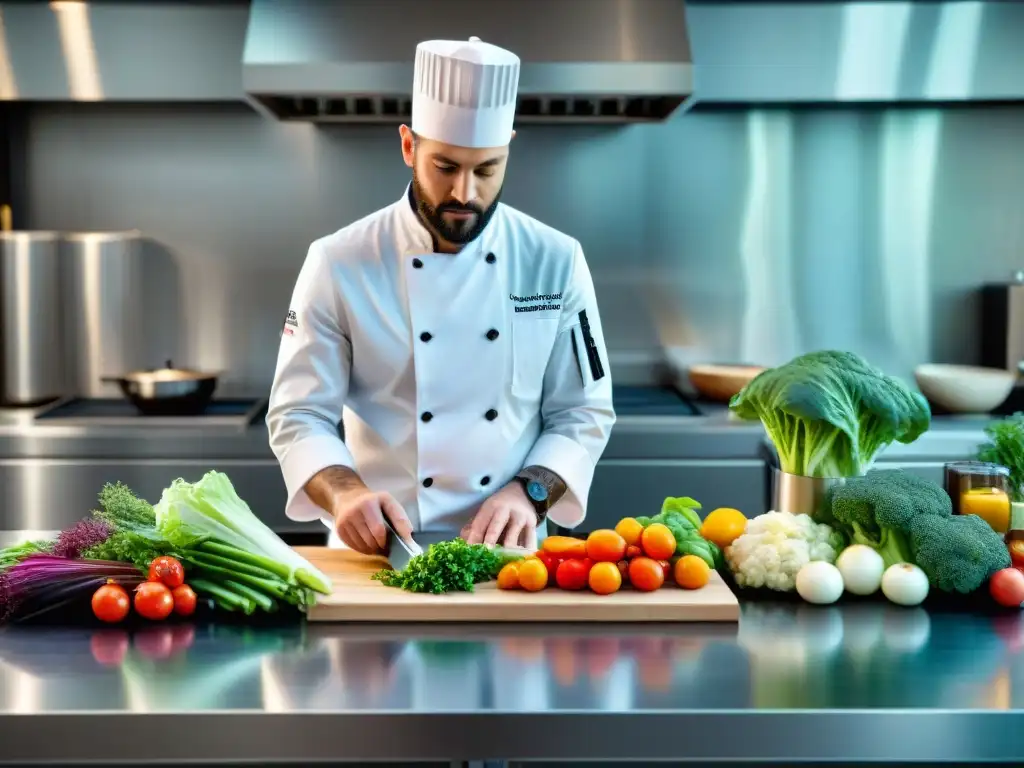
[944,461,1012,534]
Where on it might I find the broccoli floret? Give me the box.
[909,513,1010,594]
[829,469,950,568]
[729,350,931,477]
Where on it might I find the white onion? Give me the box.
[881,563,930,606]
[835,544,885,595]
[795,561,845,605]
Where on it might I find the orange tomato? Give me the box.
[640,523,676,560]
[497,562,521,590]
[614,517,644,547]
[698,508,748,549]
[588,561,623,595]
[518,558,549,592]
[628,557,666,592]
[541,536,589,558]
[674,555,711,590]
[586,529,627,562]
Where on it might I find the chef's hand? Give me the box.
[463,482,538,550]
[333,489,413,555]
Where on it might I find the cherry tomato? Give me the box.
[628,557,666,592]
[616,560,630,584]
[990,568,1024,608]
[134,581,174,620]
[148,556,185,589]
[555,557,593,590]
[535,552,563,585]
[625,545,642,560]
[1009,540,1024,569]
[172,584,198,617]
[658,560,672,579]
[92,583,130,624]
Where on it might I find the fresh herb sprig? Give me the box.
[372,538,522,594]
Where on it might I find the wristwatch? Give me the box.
[514,466,564,523]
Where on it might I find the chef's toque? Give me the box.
[411,36,520,149]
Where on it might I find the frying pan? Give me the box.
[101,359,220,416]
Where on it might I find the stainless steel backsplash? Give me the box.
[22,102,1024,390]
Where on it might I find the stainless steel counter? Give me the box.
[0,602,1020,765]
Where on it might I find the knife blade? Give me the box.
[381,517,423,572]
[381,524,461,572]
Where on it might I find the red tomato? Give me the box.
[616,560,630,584]
[555,558,593,590]
[172,584,198,617]
[148,556,185,589]
[625,545,643,560]
[658,560,672,580]
[92,583,130,624]
[134,581,174,620]
[990,568,1024,608]
[1009,540,1024,570]
[535,552,563,585]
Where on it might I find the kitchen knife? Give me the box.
[382,524,457,572]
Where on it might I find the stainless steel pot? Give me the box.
[771,468,847,520]
[0,231,66,405]
[101,359,220,416]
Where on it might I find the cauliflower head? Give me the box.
[725,510,845,591]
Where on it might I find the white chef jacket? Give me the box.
[266,185,615,544]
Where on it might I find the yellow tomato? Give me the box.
[614,517,644,547]
[699,507,748,548]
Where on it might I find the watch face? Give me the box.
[526,480,548,503]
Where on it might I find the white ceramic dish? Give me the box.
[913,363,1016,414]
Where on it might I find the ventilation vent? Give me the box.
[250,95,689,124]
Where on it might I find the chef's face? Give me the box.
[400,125,512,248]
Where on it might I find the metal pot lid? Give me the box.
[118,360,219,383]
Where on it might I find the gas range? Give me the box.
[32,397,269,428]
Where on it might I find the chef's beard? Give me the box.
[411,171,501,246]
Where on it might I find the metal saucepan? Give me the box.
[101,359,220,416]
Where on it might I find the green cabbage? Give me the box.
[729,350,931,478]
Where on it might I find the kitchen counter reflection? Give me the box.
[1,602,1023,764]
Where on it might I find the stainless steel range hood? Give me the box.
[241,0,695,124]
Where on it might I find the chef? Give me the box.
[266,36,615,553]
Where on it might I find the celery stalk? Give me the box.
[182,550,280,581]
[222,580,277,613]
[190,578,254,614]
[191,561,291,600]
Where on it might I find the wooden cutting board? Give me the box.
[295,546,740,623]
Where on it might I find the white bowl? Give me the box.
[913,364,1016,414]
